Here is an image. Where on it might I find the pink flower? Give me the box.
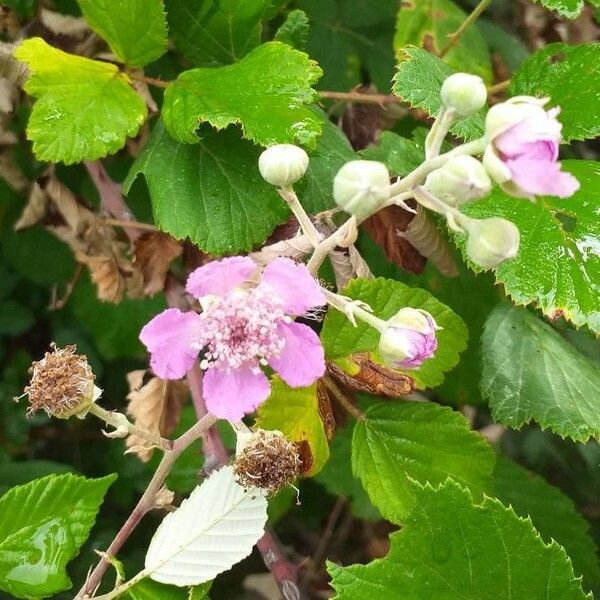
[140,256,326,422]
[483,97,579,199]
[378,308,439,369]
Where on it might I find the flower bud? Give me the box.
[378,308,439,370]
[233,429,302,495]
[484,96,549,141]
[441,73,487,117]
[21,344,100,418]
[258,144,309,187]
[333,160,390,220]
[465,217,520,270]
[424,155,492,207]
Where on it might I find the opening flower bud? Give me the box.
[258,144,309,188]
[441,73,487,117]
[21,343,100,419]
[424,155,492,207]
[465,217,520,270]
[233,429,302,495]
[378,308,439,369]
[333,160,390,220]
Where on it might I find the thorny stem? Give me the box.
[278,187,323,247]
[87,403,172,451]
[75,413,219,599]
[306,217,357,274]
[323,376,366,421]
[321,288,386,332]
[318,90,401,105]
[439,0,492,57]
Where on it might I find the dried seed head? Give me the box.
[21,343,100,418]
[233,429,302,495]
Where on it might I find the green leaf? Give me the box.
[477,19,529,73]
[460,160,600,334]
[162,41,322,148]
[316,424,381,521]
[511,43,600,142]
[392,46,485,142]
[256,376,329,476]
[123,121,289,254]
[295,113,356,214]
[481,304,600,442]
[0,460,73,496]
[274,9,310,50]
[495,457,600,590]
[0,300,34,336]
[165,0,271,66]
[328,479,591,599]
[352,402,494,522]
[0,473,115,598]
[321,277,468,389]
[15,38,147,165]
[533,0,583,18]
[394,0,493,83]
[77,0,167,67]
[297,0,397,91]
[69,273,166,360]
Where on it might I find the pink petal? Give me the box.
[505,157,580,198]
[270,322,325,387]
[258,257,325,315]
[203,364,271,422]
[186,256,257,299]
[139,308,202,379]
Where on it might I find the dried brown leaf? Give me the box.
[39,9,90,38]
[316,379,335,439]
[0,148,27,191]
[133,231,182,296]
[0,41,28,84]
[14,182,48,230]
[362,204,427,275]
[327,354,415,399]
[126,371,188,462]
[251,233,313,265]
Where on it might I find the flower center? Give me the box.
[197,288,289,372]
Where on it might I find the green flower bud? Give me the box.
[424,155,492,207]
[333,160,390,220]
[258,144,309,187]
[441,73,487,117]
[465,217,520,270]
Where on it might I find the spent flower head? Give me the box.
[233,429,302,495]
[21,343,100,418]
[140,256,326,422]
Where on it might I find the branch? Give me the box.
[76,413,218,599]
[319,90,401,105]
[439,0,492,58]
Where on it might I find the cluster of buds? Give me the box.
[21,343,100,419]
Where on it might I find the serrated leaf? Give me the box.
[481,304,600,442]
[533,0,584,18]
[123,121,289,255]
[0,473,115,598]
[165,0,271,66]
[495,457,600,590]
[145,466,267,586]
[394,0,493,83]
[274,9,310,50]
[352,402,494,522]
[392,46,485,142]
[126,577,212,599]
[328,479,591,599]
[360,129,428,176]
[15,38,147,164]
[162,42,322,148]
[459,160,600,334]
[321,277,468,389]
[77,0,167,67]
[315,425,380,520]
[297,0,397,91]
[256,376,329,476]
[511,43,600,142]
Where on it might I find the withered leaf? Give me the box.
[126,370,188,462]
[362,203,427,275]
[133,231,182,296]
[327,353,415,399]
[316,379,335,440]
